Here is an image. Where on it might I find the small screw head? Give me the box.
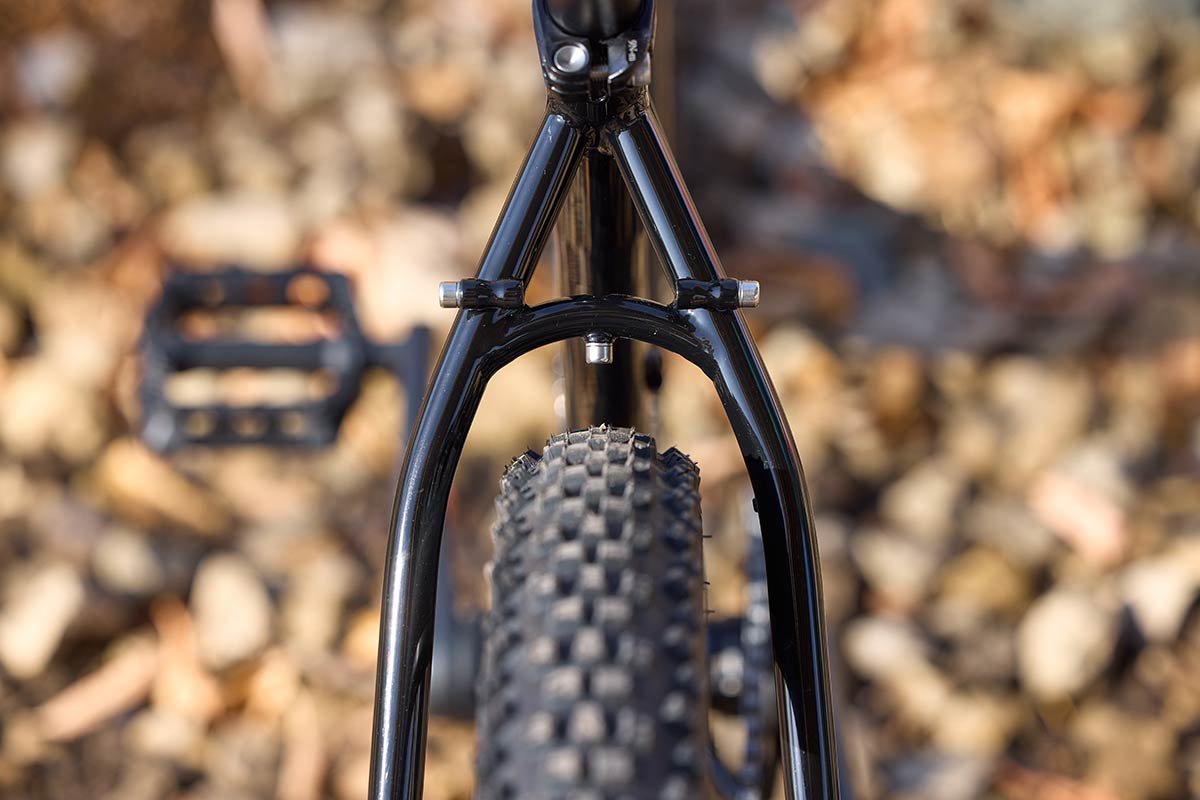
[737,280,761,308]
[438,281,463,309]
[584,333,614,365]
[553,43,590,74]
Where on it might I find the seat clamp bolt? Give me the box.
[584,332,614,365]
[553,43,590,74]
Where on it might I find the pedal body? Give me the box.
[140,267,429,452]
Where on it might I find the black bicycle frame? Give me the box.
[368,2,840,798]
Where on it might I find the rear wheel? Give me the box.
[475,427,709,799]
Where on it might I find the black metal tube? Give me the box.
[545,0,645,38]
[367,313,490,800]
[555,151,648,429]
[368,292,840,799]
[608,108,842,800]
[477,111,587,284]
[367,112,584,800]
[606,105,717,282]
[164,340,339,370]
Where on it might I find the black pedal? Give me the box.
[140,266,430,452]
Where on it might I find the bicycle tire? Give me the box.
[475,426,709,799]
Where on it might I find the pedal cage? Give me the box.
[140,266,430,452]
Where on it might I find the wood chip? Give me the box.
[36,636,157,742]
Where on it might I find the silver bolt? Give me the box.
[737,280,761,308]
[553,43,590,74]
[584,333,614,365]
[438,281,463,309]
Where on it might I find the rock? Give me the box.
[201,452,320,526]
[465,351,559,462]
[270,5,383,114]
[16,29,93,108]
[237,522,328,578]
[34,275,138,389]
[940,407,1000,479]
[879,458,965,543]
[0,360,108,463]
[341,608,380,671]
[150,598,224,724]
[962,497,1059,569]
[1,118,78,197]
[203,718,280,797]
[35,635,157,742]
[884,754,994,800]
[461,49,545,181]
[282,550,360,654]
[190,553,272,670]
[333,751,371,800]
[210,112,293,193]
[15,184,111,264]
[0,461,32,523]
[1073,703,1180,798]
[986,358,1093,489]
[328,370,406,484]
[1017,588,1116,699]
[842,615,929,681]
[867,346,925,436]
[92,527,164,596]
[937,614,1018,685]
[1028,443,1131,567]
[211,0,273,106]
[0,561,85,679]
[938,547,1032,619]
[0,296,21,356]
[422,719,477,800]
[321,209,464,336]
[931,692,1023,756]
[814,514,856,623]
[336,78,411,192]
[277,690,325,800]
[127,125,211,202]
[851,527,941,608]
[159,192,301,269]
[244,649,301,720]
[100,759,177,800]
[760,326,845,474]
[401,62,477,124]
[1120,555,1199,643]
[126,708,206,768]
[92,439,232,537]
[834,399,894,482]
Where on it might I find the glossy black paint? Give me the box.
[367,109,585,800]
[610,105,840,800]
[675,278,747,310]
[368,1,841,798]
[476,112,586,284]
[447,279,526,309]
[534,0,654,102]
[556,150,648,430]
[546,0,645,39]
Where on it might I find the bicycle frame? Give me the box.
[368,2,841,798]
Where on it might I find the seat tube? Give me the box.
[554,149,650,430]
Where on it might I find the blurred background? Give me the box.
[0,0,1198,798]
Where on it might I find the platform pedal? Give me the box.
[140,266,430,452]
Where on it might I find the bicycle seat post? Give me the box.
[545,0,645,40]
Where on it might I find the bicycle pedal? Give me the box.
[140,266,429,452]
